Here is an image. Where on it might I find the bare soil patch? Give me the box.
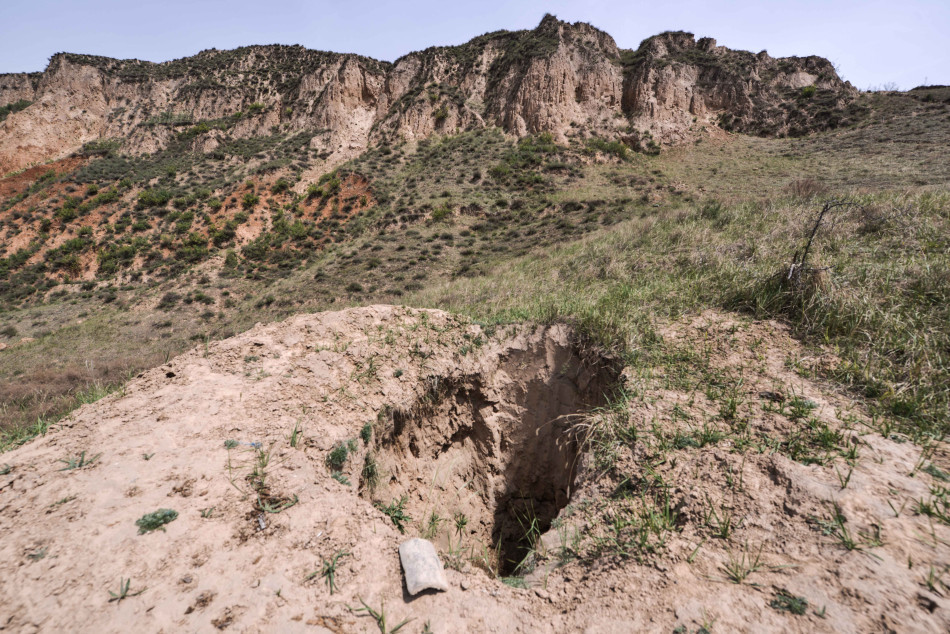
[0,306,947,632]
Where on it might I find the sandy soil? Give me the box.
[0,305,947,633]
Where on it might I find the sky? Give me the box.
[0,0,947,90]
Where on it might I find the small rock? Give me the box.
[460,578,471,591]
[399,538,449,595]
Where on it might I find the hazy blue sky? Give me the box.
[1,0,947,90]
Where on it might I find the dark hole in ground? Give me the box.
[490,402,583,576]
[365,325,619,579]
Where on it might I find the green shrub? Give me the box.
[137,189,172,209]
[55,207,78,222]
[242,236,270,261]
[210,222,236,246]
[431,205,451,222]
[242,193,260,210]
[80,138,121,156]
[157,292,180,309]
[92,188,119,207]
[186,122,211,137]
[489,163,511,179]
[586,138,630,160]
[0,99,32,122]
[97,243,138,276]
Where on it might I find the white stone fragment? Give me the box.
[399,538,449,595]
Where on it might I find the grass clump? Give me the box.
[376,496,411,533]
[331,472,351,486]
[362,452,380,490]
[326,438,358,470]
[135,508,178,534]
[2,381,121,453]
[306,550,349,594]
[585,137,630,160]
[58,451,101,471]
[721,542,766,584]
[770,589,808,615]
[360,422,373,444]
[289,421,303,448]
[352,597,411,633]
[108,578,145,603]
[257,493,298,513]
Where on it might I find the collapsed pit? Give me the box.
[363,325,618,576]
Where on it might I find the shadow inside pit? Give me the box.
[371,327,621,579]
[489,372,609,576]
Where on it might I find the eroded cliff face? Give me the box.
[0,72,39,107]
[370,17,628,144]
[0,58,112,173]
[0,15,858,174]
[0,48,391,173]
[622,32,857,143]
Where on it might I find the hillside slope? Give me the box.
[1,85,948,446]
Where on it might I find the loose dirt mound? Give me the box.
[1,306,948,632]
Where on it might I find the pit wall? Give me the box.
[363,324,619,574]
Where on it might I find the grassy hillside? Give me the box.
[1,87,948,446]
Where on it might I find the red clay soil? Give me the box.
[0,156,85,198]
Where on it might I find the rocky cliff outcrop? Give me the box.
[0,15,858,174]
[621,31,857,142]
[0,72,39,106]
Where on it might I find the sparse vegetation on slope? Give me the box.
[2,85,949,442]
[406,188,950,436]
